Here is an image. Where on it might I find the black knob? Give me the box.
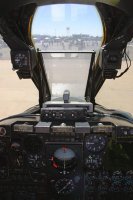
[11,142,21,151]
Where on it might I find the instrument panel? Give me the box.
[0,119,132,200]
[11,50,31,69]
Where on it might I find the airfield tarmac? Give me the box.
[0,60,38,119]
[0,58,133,119]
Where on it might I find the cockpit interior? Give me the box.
[0,0,133,199]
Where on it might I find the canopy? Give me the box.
[0,0,133,18]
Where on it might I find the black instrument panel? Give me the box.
[0,118,133,200]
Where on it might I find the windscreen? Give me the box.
[41,52,93,98]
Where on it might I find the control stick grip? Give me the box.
[63,90,70,103]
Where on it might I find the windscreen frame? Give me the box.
[38,50,96,100]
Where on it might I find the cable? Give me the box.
[116,47,131,78]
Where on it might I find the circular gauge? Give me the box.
[86,172,97,192]
[98,172,111,193]
[86,135,106,153]
[85,154,102,170]
[27,154,45,169]
[11,142,21,152]
[0,127,6,137]
[23,136,43,154]
[111,171,123,192]
[55,178,75,195]
[51,147,77,171]
[125,171,133,192]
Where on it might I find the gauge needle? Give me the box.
[64,157,66,169]
[16,158,20,167]
[87,142,94,144]
[58,180,71,194]
[63,147,66,174]
[63,157,66,175]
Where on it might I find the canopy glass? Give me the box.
[32,4,103,98]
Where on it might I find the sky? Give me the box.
[32,4,103,37]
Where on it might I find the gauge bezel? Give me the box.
[85,154,102,170]
[85,135,107,153]
[55,178,75,195]
[23,136,43,154]
[11,50,30,70]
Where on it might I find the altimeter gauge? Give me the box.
[86,135,106,153]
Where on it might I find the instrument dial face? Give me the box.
[111,171,123,192]
[85,154,102,170]
[24,136,43,154]
[14,52,29,68]
[51,147,77,172]
[86,135,106,153]
[55,178,74,195]
[54,147,75,161]
[27,154,45,169]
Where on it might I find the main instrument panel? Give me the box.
[0,118,133,200]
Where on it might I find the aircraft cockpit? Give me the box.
[0,0,133,200]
